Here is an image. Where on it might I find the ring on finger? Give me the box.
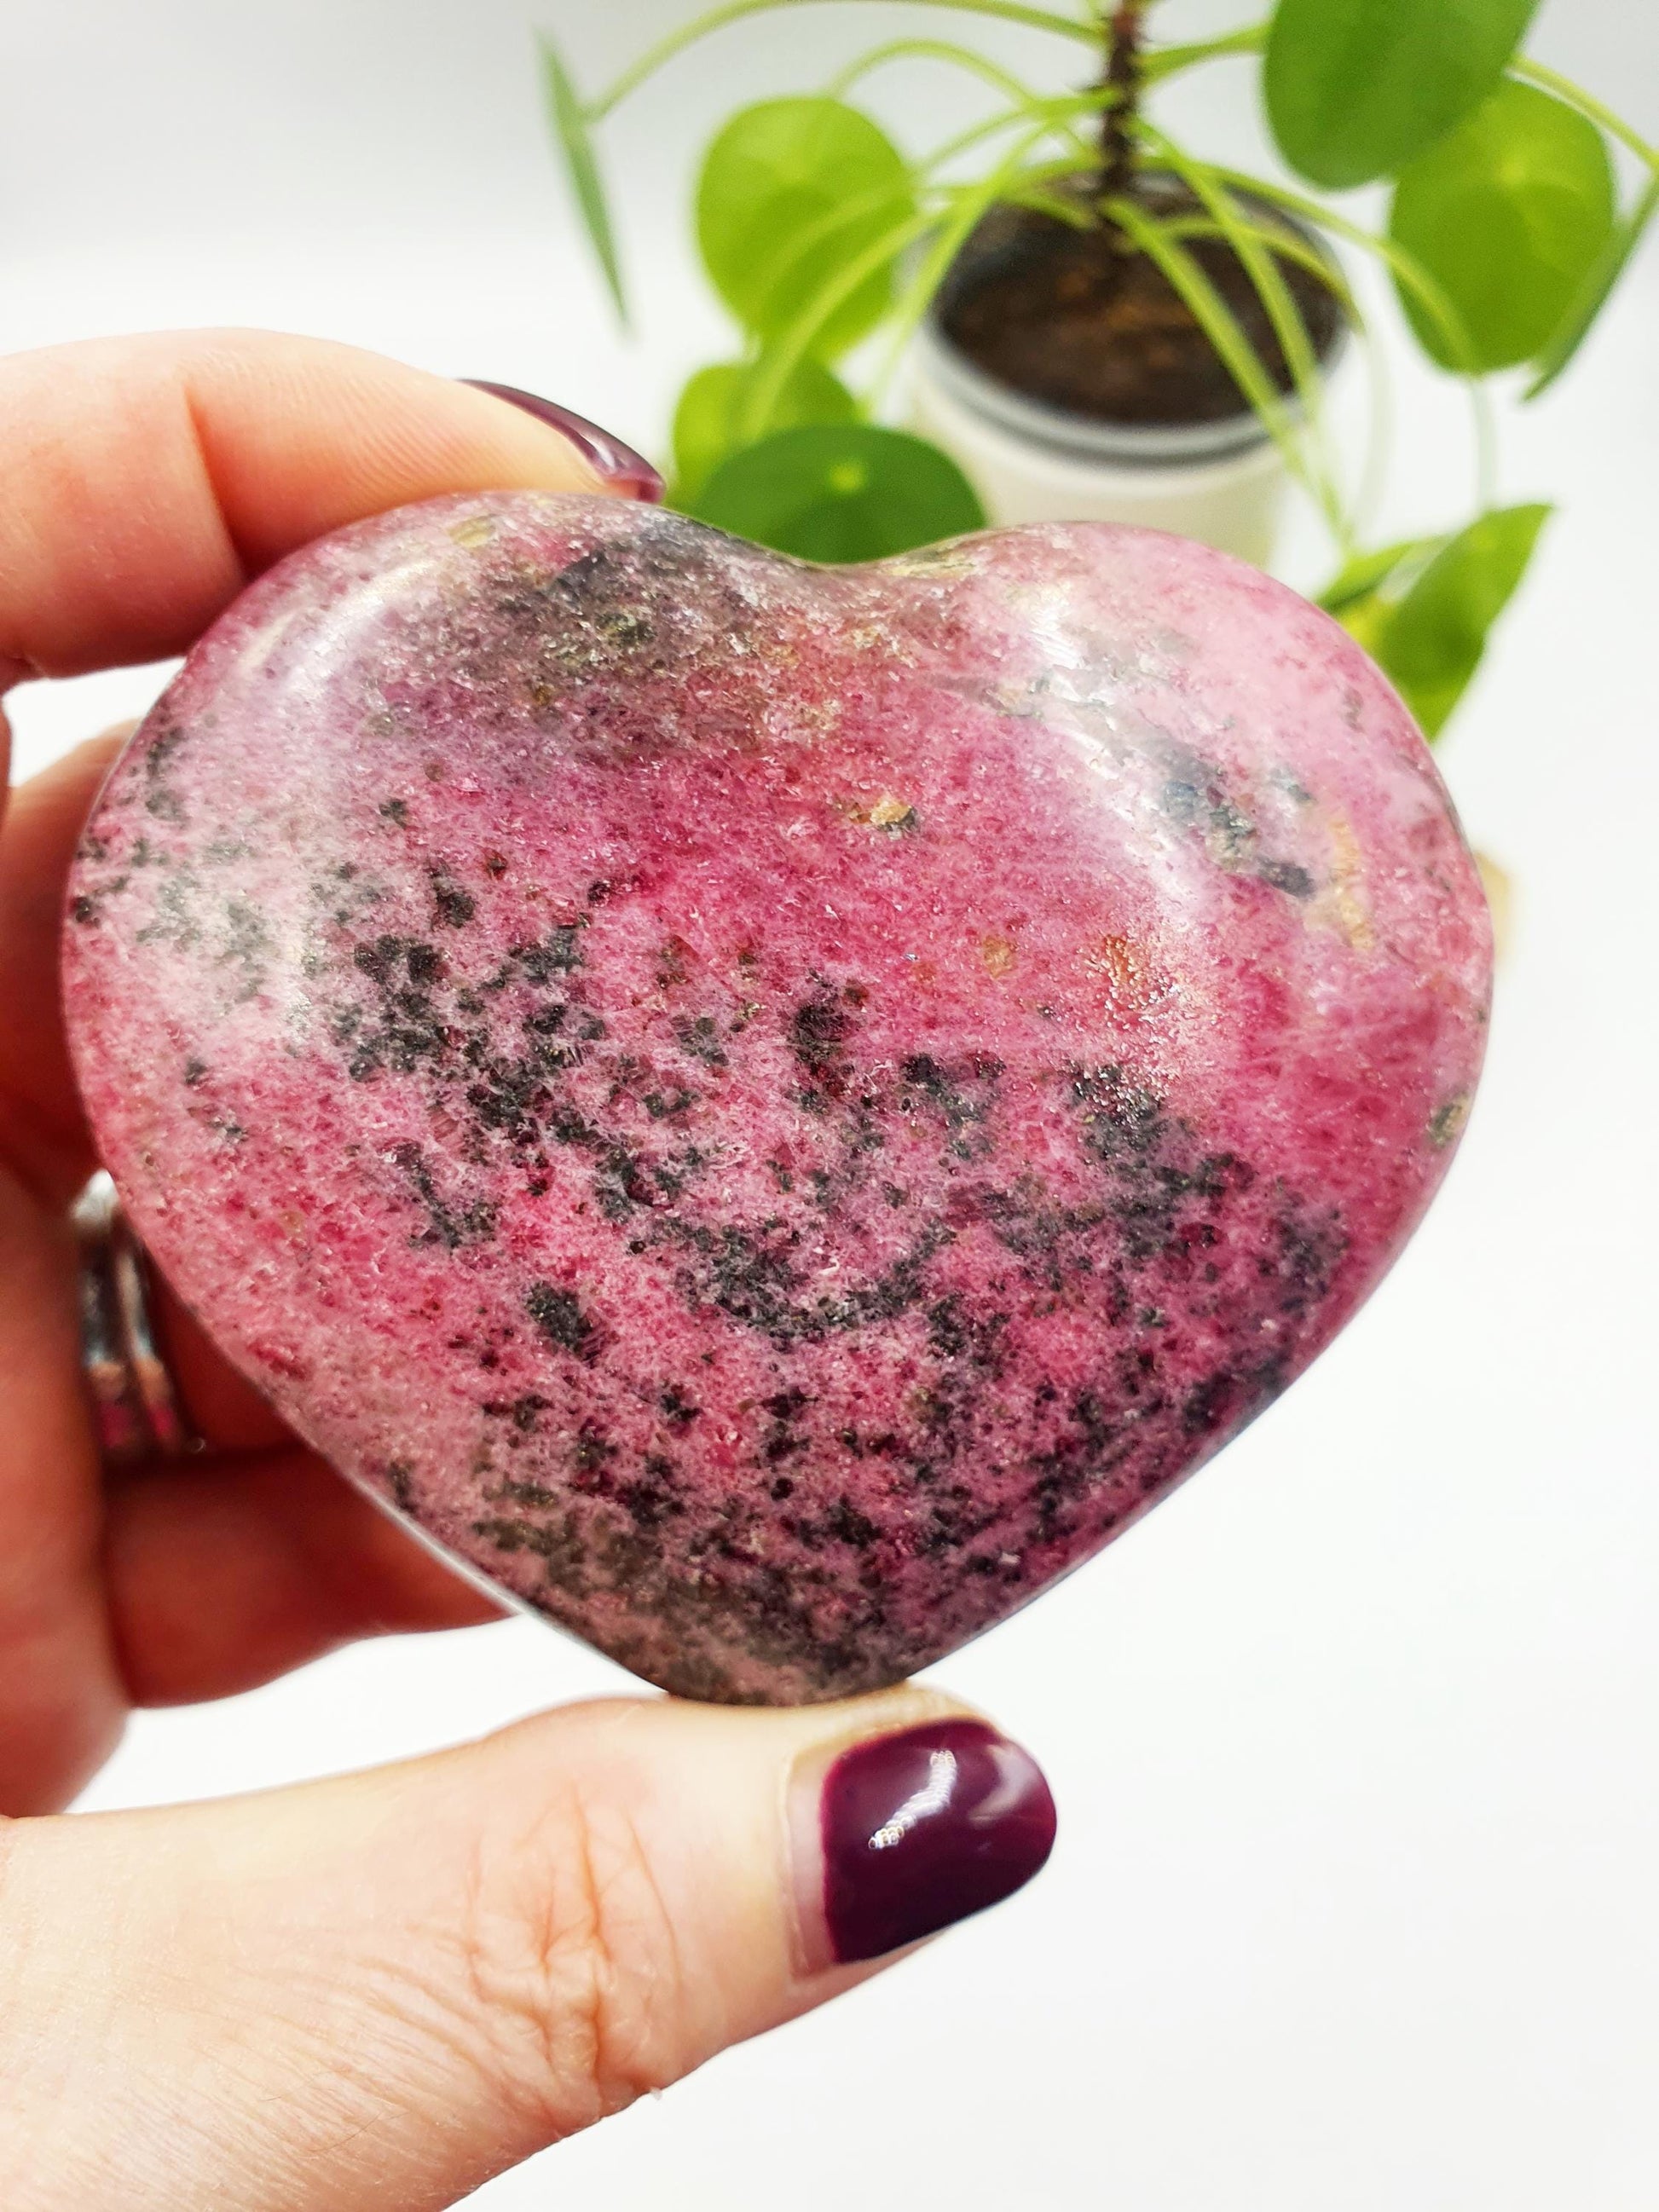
[72,1170,197,1462]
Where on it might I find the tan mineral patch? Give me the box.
[842,791,916,830]
[1427,1094,1471,1147]
[447,513,497,548]
[1314,811,1375,950]
[980,933,1017,979]
[1083,933,1162,1012]
[882,549,976,580]
[840,619,918,664]
[774,696,841,742]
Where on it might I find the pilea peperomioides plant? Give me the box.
[543,0,1657,739]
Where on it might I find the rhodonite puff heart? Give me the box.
[64,495,1490,1702]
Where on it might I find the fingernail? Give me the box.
[463,381,664,502]
[802,1718,1056,1968]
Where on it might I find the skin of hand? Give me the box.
[0,332,1055,2212]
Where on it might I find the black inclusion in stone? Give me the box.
[525,1281,600,1362]
[434,880,477,927]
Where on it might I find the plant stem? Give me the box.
[1205,166,1500,516]
[590,0,1098,119]
[916,93,1105,183]
[738,208,939,436]
[1106,196,1308,476]
[867,118,1069,408]
[1098,4,1144,205]
[827,38,1042,106]
[1159,215,1362,324]
[1139,124,1350,546]
[1142,23,1268,81]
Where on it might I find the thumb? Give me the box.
[0,1688,1055,2211]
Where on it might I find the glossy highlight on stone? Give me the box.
[63,496,1491,1702]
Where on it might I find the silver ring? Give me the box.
[72,1171,194,1461]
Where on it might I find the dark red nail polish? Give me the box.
[819,1718,1056,1964]
[463,381,664,502]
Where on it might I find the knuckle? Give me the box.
[446,1779,689,2139]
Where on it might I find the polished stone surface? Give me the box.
[64,495,1490,1701]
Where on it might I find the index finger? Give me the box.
[0,329,625,1183]
[0,328,615,691]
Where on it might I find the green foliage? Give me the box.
[688,424,985,561]
[537,36,627,324]
[1264,0,1539,190]
[696,99,915,358]
[1390,81,1615,372]
[540,0,1652,733]
[1107,194,1299,462]
[672,359,857,504]
[1366,505,1552,737]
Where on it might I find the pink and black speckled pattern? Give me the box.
[63,495,1490,1701]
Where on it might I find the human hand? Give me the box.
[0,332,1055,2210]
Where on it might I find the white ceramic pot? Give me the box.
[909,315,1296,570]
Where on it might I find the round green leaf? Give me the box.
[1389,81,1616,372]
[672,358,857,505]
[1373,503,1551,736]
[1265,0,1539,190]
[687,424,985,563]
[696,99,915,358]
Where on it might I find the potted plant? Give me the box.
[541,0,1656,742]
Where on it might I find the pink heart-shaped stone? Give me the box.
[64,496,1489,1701]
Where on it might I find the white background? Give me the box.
[3,3,1657,2205]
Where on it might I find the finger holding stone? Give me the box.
[144,1281,294,1452]
[0,1690,1055,2210]
[0,331,639,1187]
[0,1170,126,1812]
[0,735,492,1747]
[0,733,306,1458]
[0,330,622,683]
[103,1443,502,1708]
[0,732,130,1204]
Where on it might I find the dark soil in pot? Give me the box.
[937,174,1344,430]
